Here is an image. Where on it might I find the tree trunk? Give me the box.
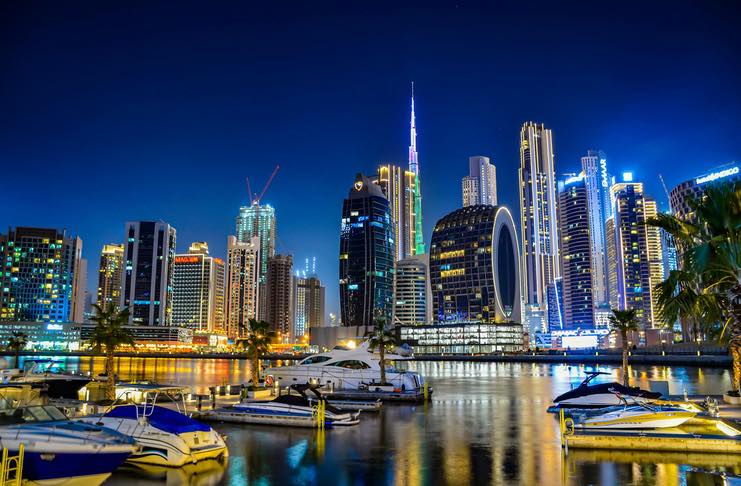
[14,349,20,369]
[728,283,741,393]
[621,330,629,387]
[106,348,116,401]
[379,340,386,385]
[252,350,260,389]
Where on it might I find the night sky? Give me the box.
[2,1,740,319]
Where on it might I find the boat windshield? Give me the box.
[26,361,68,375]
[298,356,333,365]
[22,406,67,422]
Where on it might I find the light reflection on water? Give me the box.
[16,356,739,485]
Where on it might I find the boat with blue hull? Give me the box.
[0,405,137,485]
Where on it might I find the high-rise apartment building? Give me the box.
[71,257,87,323]
[580,150,611,305]
[293,275,325,338]
[339,174,395,327]
[558,175,595,329]
[172,242,225,333]
[121,221,176,326]
[97,244,124,311]
[375,164,418,261]
[236,202,276,283]
[408,83,425,255]
[0,227,82,323]
[462,156,497,207]
[226,236,260,339]
[266,254,293,340]
[518,122,560,337]
[393,254,431,326]
[644,199,666,328]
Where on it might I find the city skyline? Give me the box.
[2,2,739,319]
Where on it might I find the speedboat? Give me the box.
[263,342,427,392]
[10,360,91,399]
[553,371,661,408]
[0,405,137,485]
[574,401,696,429]
[78,404,228,467]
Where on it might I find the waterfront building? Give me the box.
[669,163,741,221]
[462,156,497,207]
[77,323,193,348]
[546,278,564,332]
[71,257,87,323]
[399,321,523,354]
[605,216,619,309]
[172,242,225,333]
[97,244,124,311]
[236,202,276,283]
[226,236,260,339]
[581,151,611,305]
[375,164,418,261]
[0,227,83,323]
[429,205,521,324]
[293,275,325,338]
[339,174,394,328]
[121,221,176,326]
[408,84,426,255]
[266,254,294,341]
[519,122,560,337]
[558,174,595,329]
[393,254,431,326]
[0,322,80,351]
[608,176,663,329]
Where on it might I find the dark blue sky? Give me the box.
[2,1,739,318]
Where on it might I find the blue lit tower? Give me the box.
[339,174,394,327]
[236,202,276,283]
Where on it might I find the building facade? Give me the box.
[172,242,225,333]
[519,122,560,336]
[225,235,260,339]
[669,163,741,221]
[408,84,425,255]
[462,156,497,207]
[580,150,611,305]
[121,221,176,326]
[266,254,294,340]
[293,275,325,338]
[97,244,124,311]
[375,164,418,261]
[339,174,394,328]
[0,227,83,323]
[429,205,521,324]
[558,175,595,329]
[236,202,276,283]
[393,254,431,326]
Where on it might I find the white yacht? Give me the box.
[263,343,426,392]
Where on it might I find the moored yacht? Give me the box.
[553,371,661,408]
[574,402,696,429]
[263,343,426,392]
[10,360,91,399]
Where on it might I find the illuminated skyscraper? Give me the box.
[339,174,394,327]
[0,227,82,323]
[226,235,260,339]
[236,202,276,282]
[669,163,741,221]
[375,164,418,261]
[266,254,293,340]
[97,244,124,310]
[408,83,425,255]
[462,156,497,207]
[558,175,595,329]
[294,275,325,337]
[121,221,176,326]
[518,122,560,337]
[581,150,611,305]
[393,254,431,326]
[172,242,225,333]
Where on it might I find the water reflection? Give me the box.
[15,356,737,485]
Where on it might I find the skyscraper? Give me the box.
[408,83,425,255]
[97,244,124,310]
[393,254,431,326]
[71,257,87,323]
[644,198,666,328]
[518,122,560,337]
[226,235,260,339]
[0,227,82,323]
[375,164,418,261]
[462,156,497,207]
[581,150,611,305]
[339,174,394,327]
[236,202,276,283]
[558,175,595,329]
[121,221,176,326]
[172,242,225,333]
[266,254,293,340]
[293,275,325,338]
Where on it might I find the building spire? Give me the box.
[409,82,418,174]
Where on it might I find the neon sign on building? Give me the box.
[695,166,739,185]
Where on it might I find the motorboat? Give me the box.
[10,360,91,399]
[78,404,228,467]
[263,342,427,392]
[574,400,696,429]
[0,405,137,485]
[199,384,360,427]
[553,371,661,408]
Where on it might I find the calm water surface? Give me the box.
[14,356,740,486]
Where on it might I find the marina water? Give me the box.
[14,356,736,485]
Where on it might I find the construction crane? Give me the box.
[658,173,672,214]
[245,165,280,205]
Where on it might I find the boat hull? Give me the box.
[18,450,132,484]
[580,411,696,429]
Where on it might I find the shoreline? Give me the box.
[0,350,731,367]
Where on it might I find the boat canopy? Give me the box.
[104,405,211,434]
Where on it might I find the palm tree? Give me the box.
[608,308,640,387]
[236,319,275,389]
[367,310,396,385]
[648,182,741,393]
[89,303,135,401]
[6,332,28,368]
